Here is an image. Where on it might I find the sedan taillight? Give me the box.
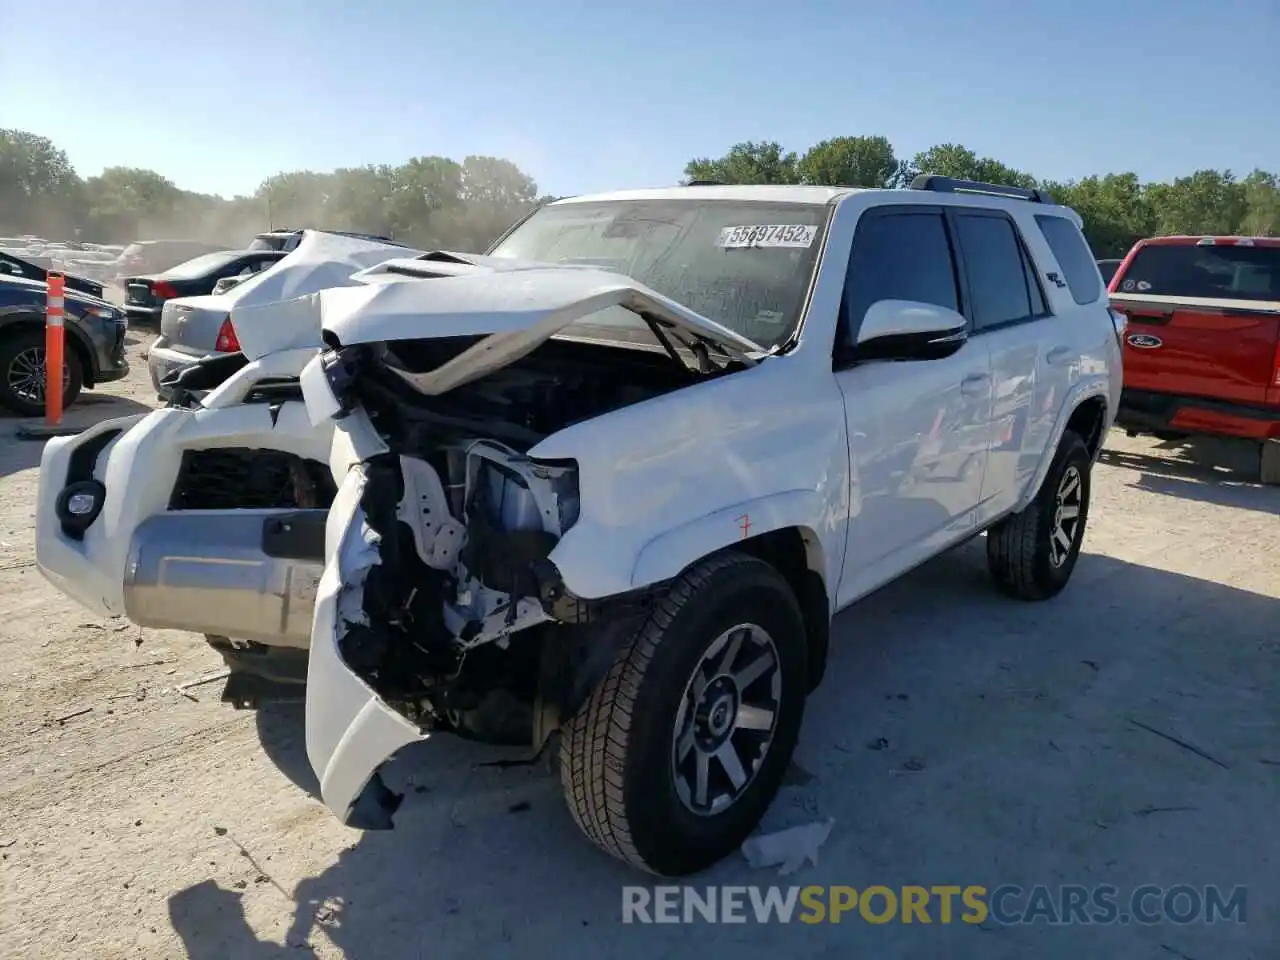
[215,317,241,353]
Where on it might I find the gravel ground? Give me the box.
[0,333,1276,959]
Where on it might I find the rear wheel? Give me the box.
[1261,440,1280,486]
[986,430,1091,600]
[0,328,83,417]
[559,552,809,876]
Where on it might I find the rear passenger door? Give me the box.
[834,206,993,596]
[948,208,1059,520]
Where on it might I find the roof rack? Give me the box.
[910,174,1054,204]
[685,179,724,186]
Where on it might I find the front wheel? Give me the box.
[0,328,83,417]
[986,429,1091,600]
[559,552,810,876]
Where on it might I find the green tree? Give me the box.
[0,129,82,236]
[1041,173,1155,258]
[1236,170,1280,236]
[909,143,1037,189]
[684,141,800,185]
[797,135,900,188]
[1147,169,1247,236]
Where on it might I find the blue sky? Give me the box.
[1,0,1276,198]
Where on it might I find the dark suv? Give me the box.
[0,271,130,416]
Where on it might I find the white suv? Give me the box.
[35,178,1122,876]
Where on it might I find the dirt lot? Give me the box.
[0,334,1276,959]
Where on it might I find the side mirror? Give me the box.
[851,299,968,362]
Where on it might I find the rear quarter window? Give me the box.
[1035,215,1102,305]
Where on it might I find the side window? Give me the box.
[953,213,1040,331]
[841,211,959,345]
[1035,214,1102,304]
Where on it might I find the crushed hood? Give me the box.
[310,255,765,396]
[222,232,425,359]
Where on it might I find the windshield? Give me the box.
[1117,243,1280,301]
[161,252,241,279]
[486,198,832,348]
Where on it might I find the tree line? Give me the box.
[685,137,1280,258]
[0,128,558,253]
[3,128,1278,260]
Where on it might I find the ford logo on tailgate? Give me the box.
[1127,333,1163,349]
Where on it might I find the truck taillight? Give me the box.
[1109,307,1128,349]
[215,317,241,353]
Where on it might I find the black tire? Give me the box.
[986,429,1091,600]
[559,551,809,876]
[0,327,83,417]
[1260,440,1280,486]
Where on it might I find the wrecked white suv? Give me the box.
[36,179,1123,876]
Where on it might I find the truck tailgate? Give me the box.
[1110,293,1280,405]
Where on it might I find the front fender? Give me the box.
[630,490,828,589]
[546,488,831,604]
[1014,380,1112,512]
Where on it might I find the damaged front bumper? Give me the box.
[302,407,578,829]
[305,463,425,829]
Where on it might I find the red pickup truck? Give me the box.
[1108,235,1280,483]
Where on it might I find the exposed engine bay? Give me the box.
[323,334,742,744]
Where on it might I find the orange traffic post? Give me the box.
[45,271,66,426]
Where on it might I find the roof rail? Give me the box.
[910,174,1054,204]
[686,179,724,186]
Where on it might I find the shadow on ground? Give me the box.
[170,543,1278,960]
[0,394,153,478]
[1100,435,1279,511]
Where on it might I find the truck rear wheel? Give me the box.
[1260,440,1280,486]
[559,551,809,876]
[986,429,1091,600]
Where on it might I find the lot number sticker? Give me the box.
[717,224,817,249]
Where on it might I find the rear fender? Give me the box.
[1015,383,1113,512]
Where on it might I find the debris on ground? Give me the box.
[1128,717,1228,769]
[175,669,231,702]
[741,818,835,875]
[48,707,92,726]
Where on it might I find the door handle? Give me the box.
[1046,346,1072,365]
[960,373,990,397]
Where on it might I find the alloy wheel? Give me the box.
[671,623,782,817]
[7,346,70,405]
[1049,465,1083,567]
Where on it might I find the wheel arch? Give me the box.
[1065,394,1109,461]
[0,312,95,386]
[1015,386,1111,512]
[729,526,831,692]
